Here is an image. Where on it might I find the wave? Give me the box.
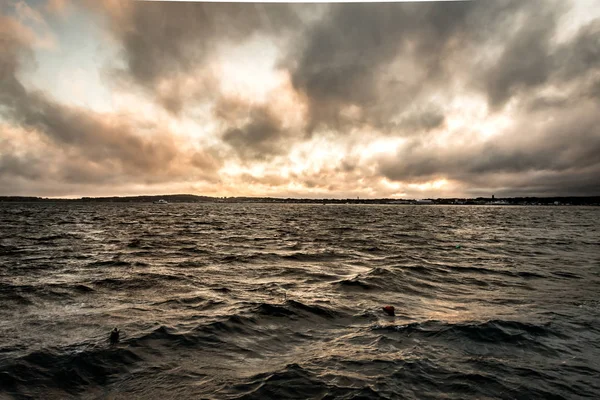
[0,290,34,305]
[87,259,132,268]
[334,277,374,290]
[255,300,340,320]
[443,265,547,279]
[332,267,393,291]
[0,244,25,255]
[126,238,143,248]
[2,203,598,399]
[333,267,429,294]
[153,297,224,311]
[218,251,346,264]
[133,300,342,350]
[372,319,566,346]
[33,234,76,242]
[210,286,231,293]
[46,283,95,295]
[362,245,386,253]
[0,282,95,304]
[0,343,142,396]
[223,363,386,399]
[282,251,345,262]
[550,271,582,279]
[91,277,161,291]
[130,325,213,348]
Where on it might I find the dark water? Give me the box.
[1,203,599,399]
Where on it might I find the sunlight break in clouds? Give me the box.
[1,0,599,198]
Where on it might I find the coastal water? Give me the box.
[0,203,599,399]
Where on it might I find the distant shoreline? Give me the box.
[1,195,599,206]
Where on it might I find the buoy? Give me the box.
[110,327,120,344]
[382,305,395,316]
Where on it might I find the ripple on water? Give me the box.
[0,203,599,399]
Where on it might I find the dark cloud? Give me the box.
[82,1,323,120]
[459,165,600,198]
[0,75,184,179]
[556,19,600,81]
[89,0,598,121]
[378,101,600,194]
[6,93,179,173]
[222,106,286,161]
[525,93,571,112]
[506,168,600,196]
[285,1,528,130]
[94,2,307,88]
[481,6,600,109]
[388,107,446,134]
[211,93,303,161]
[0,152,45,181]
[277,1,600,195]
[482,9,559,108]
[283,1,593,126]
[2,1,600,197]
[0,14,220,194]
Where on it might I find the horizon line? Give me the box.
[2,194,600,201]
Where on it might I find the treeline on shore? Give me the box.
[1,195,599,206]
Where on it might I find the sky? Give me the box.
[1,0,599,199]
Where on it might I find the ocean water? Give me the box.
[0,203,599,399]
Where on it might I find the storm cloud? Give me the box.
[88,0,312,113]
[1,0,599,197]
[0,11,220,195]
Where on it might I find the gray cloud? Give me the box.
[0,14,220,194]
[377,100,600,195]
[2,1,600,197]
[284,1,596,128]
[211,95,303,161]
[94,2,309,90]
[481,6,600,109]
[89,0,598,123]
[556,19,600,81]
[222,106,286,161]
[0,152,45,181]
[482,9,559,108]
[285,1,531,130]
[389,107,446,135]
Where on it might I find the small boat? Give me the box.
[154,199,168,204]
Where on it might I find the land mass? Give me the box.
[1,195,599,206]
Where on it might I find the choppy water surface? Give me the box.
[0,203,599,399]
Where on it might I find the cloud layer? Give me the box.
[1,0,599,197]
